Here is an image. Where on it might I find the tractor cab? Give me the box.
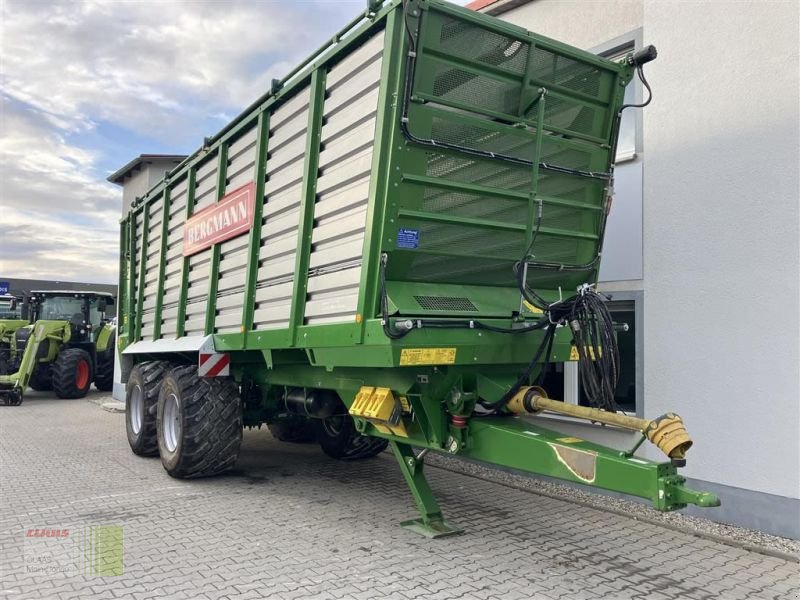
[0,294,22,319]
[27,291,114,344]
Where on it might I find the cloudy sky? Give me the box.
[0,0,416,284]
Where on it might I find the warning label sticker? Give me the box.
[399,348,457,366]
[522,300,544,315]
[556,436,584,444]
[569,346,603,361]
[396,228,420,249]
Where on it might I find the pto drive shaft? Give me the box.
[506,387,693,461]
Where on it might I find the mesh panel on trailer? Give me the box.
[414,295,478,312]
[529,47,609,100]
[431,66,521,116]
[438,15,529,75]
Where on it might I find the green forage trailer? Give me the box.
[118,0,718,536]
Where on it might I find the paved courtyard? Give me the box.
[1,392,797,600]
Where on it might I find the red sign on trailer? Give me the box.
[182,182,256,256]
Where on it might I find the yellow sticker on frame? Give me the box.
[556,436,584,444]
[522,300,544,315]
[399,348,457,366]
[569,346,603,361]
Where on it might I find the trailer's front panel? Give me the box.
[384,4,622,318]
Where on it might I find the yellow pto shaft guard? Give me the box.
[506,387,693,460]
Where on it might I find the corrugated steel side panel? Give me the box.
[124,19,390,343]
[159,177,188,338]
[140,196,164,339]
[304,29,384,326]
[183,152,219,336]
[252,85,311,330]
[214,125,260,333]
[131,210,144,329]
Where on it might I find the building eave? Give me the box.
[466,0,534,15]
[107,154,188,185]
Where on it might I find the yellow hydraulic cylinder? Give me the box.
[506,387,693,460]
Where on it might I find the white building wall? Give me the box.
[492,0,642,49]
[641,0,799,496]
[480,0,800,538]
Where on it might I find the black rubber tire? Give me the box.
[94,332,115,391]
[94,363,113,391]
[267,419,316,443]
[94,356,114,391]
[52,348,93,399]
[28,364,53,391]
[126,361,169,457]
[157,366,242,478]
[0,348,10,376]
[313,411,388,460]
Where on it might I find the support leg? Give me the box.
[390,441,462,538]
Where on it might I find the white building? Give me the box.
[108,154,187,217]
[468,0,799,539]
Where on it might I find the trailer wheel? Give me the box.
[267,419,316,443]
[126,361,169,456]
[314,411,388,460]
[28,364,53,391]
[157,366,242,478]
[52,348,93,399]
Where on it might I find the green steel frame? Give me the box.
[118,0,719,535]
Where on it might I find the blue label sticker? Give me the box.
[396,228,419,249]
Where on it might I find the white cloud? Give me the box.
[0,99,120,282]
[0,98,119,213]
[0,0,364,283]
[0,0,364,142]
[0,204,121,284]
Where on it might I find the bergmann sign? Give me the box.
[182,182,256,257]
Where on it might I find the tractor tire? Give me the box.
[267,419,316,443]
[126,361,169,457]
[94,332,115,392]
[52,348,93,399]
[0,348,9,376]
[313,411,388,460]
[94,355,114,391]
[157,366,242,478]
[28,364,53,391]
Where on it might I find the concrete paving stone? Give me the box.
[767,577,800,594]
[1,393,799,600]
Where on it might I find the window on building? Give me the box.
[603,44,637,162]
[596,35,643,283]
